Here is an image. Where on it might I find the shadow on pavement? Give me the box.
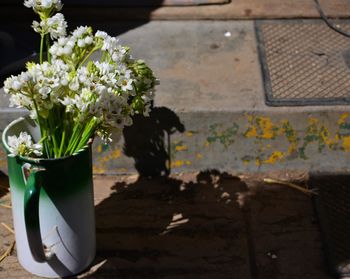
[94,170,251,278]
[0,171,9,199]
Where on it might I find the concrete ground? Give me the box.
[0,171,331,279]
[2,20,350,174]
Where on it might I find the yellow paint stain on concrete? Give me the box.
[319,126,339,147]
[186,131,193,137]
[93,165,106,174]
[307,118,320,134]
[95,148,123,173]
[196,153,203,159]
[288,143,298,155]
[171,160,184,168]
[264,151,284,164]
[257,117,277,139]
[185,160,192,165]
[245,116,279,140]
[96,144,102,153]
[255,158,261,167]
[342,136,350,151]
[175,145,188,151]
[99,148,122,163]
[337,113,350,125]
[204,141,210,147]
[245,126,257,138]
[281,120,298,143]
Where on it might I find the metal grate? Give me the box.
[310,174,350,277]
[256,20,350,106]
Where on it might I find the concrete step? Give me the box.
[1,20,350,174]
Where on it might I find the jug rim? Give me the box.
[2,116,91,163]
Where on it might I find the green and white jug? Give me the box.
[2,117,96,278]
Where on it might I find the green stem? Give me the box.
[77,47,98,68]
[46,35,51,63]
[65,123,81,155]
[58,130,66,158]
[40,34,44,64]
[75,118,97,152]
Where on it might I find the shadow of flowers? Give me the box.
[123,107,185,178]
[93,170,251,278]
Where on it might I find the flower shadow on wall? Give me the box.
[123,106,185,178]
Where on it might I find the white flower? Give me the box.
[73,26,90,38]
[95,30,108,39]
[9,94,32,108]
[120,79,133,91]
[7,132,42,157]
[47,13,67,39]
[23,0,35,8]
[32,13,67,39]
[24,0,62,12]
[69,76,80,91]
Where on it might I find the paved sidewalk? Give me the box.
[0,171,331,278]
[2,20,350,174]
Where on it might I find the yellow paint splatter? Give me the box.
[186,132,193,137]
[287,143,297,155]
[171,160,184,168]
[185,160,191,165]
[96,148,122,172]
[319,126,338,147]
[93,165,106,174]
[245,126,257,138]
[111,148,121,158]
[196,153,203,159]
[342,136,350,151]
[96,145,102,153]
[337,113,350,125]
[257,117,277,139]
[204,141,210,148]
[175,145,188,151]
[264,151,284,164]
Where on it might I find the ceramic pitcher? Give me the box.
[2,117,96,278]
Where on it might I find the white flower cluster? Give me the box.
[24,0,62,12]
[3,0,157,158]
[4,60,70,119]
[7,132,42,157]
[32,13,67,39]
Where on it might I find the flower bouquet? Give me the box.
[4,0,157,158]
[1,1,157,277]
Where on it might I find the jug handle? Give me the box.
[24,168,48,263]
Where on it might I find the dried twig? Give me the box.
[77,259,107,278]
[263,178,318,196]
[0,241,15,263]
[1,222,15,234]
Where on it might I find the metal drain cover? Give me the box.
[310,174,350,277]
[256,20,350,106]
